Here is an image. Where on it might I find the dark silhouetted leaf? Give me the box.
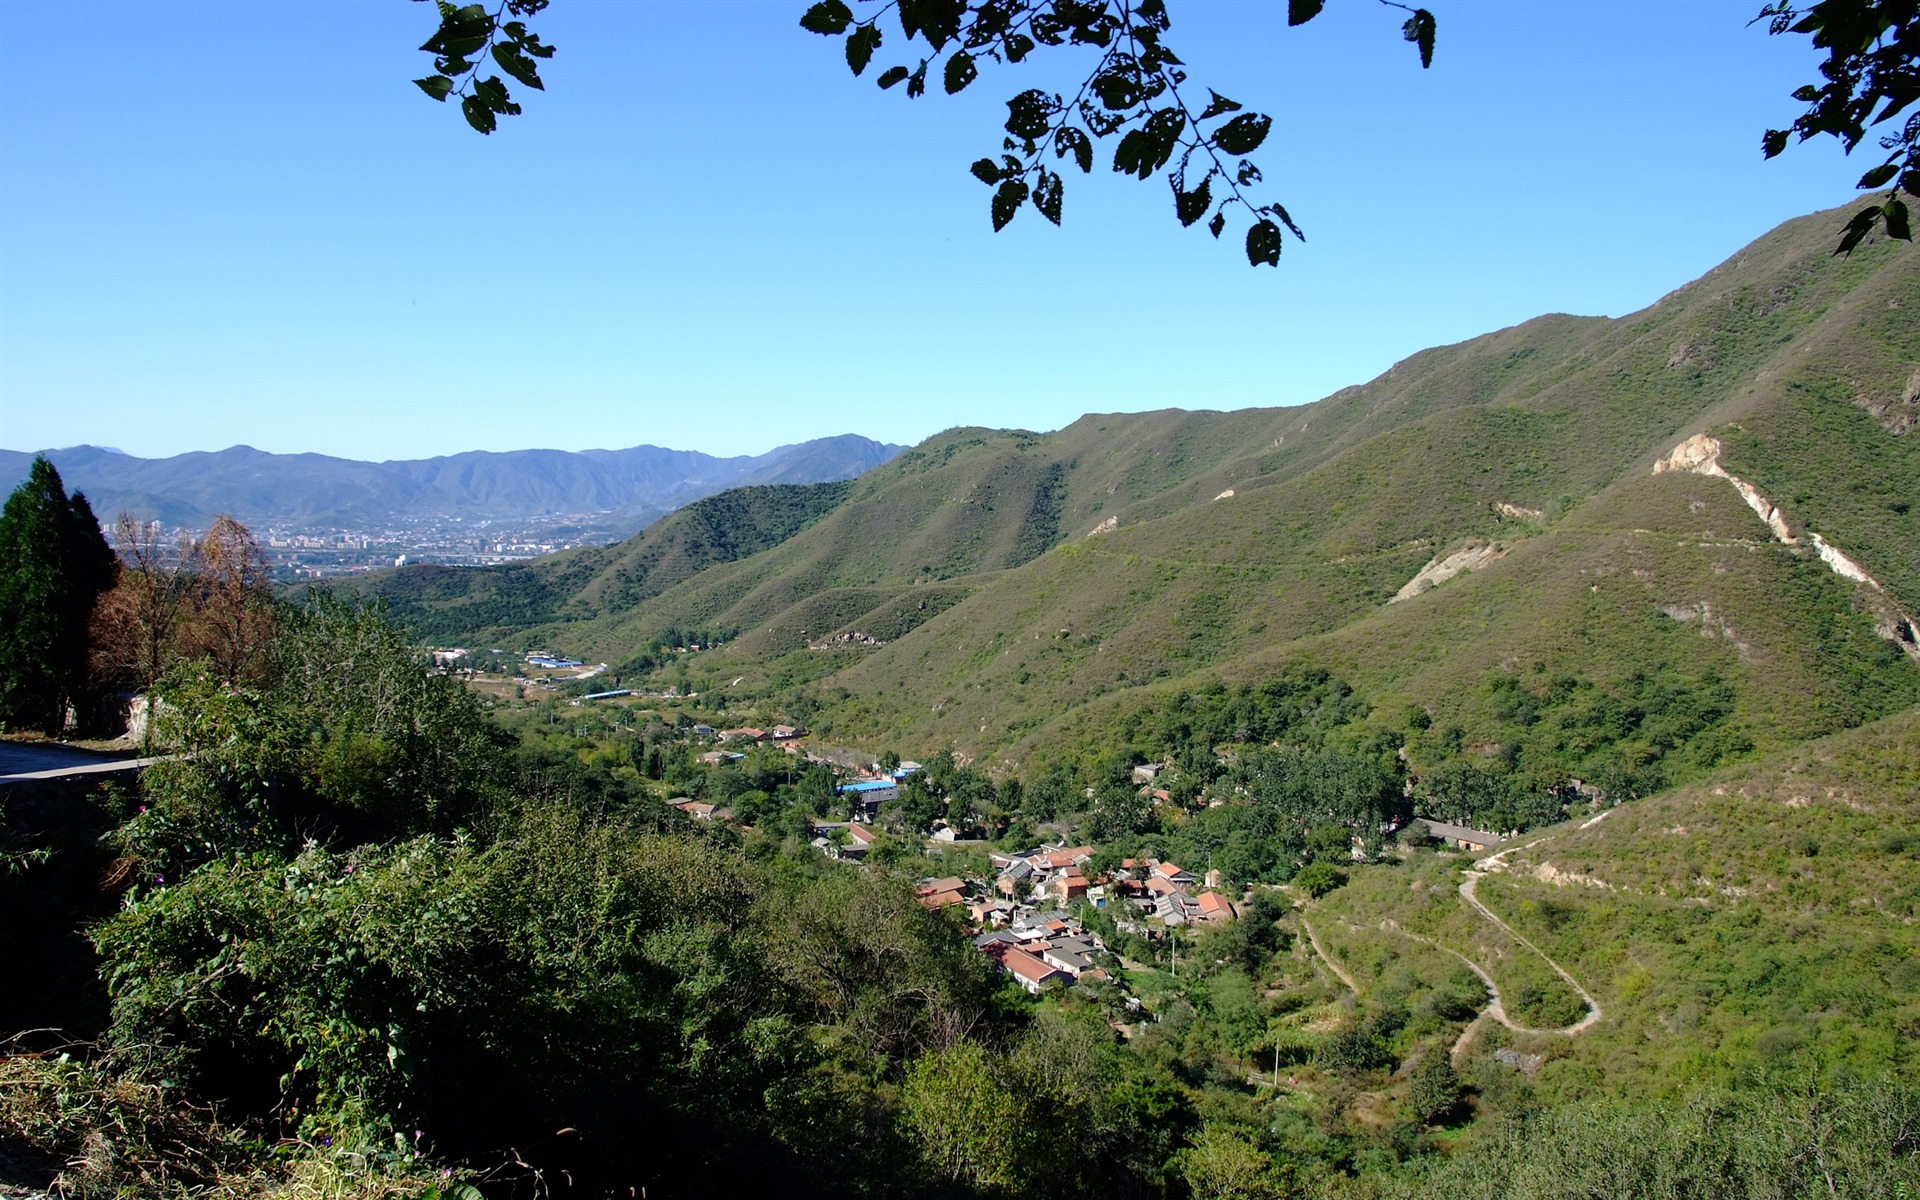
[1199,90,1241,120]
[1055,126,1093,173]
[1402,9,1436,68]
[460,94,496,133]
[492,43,544,90]
[501,21,554,59]
[1887,197,1912,240]
[906,61,929,98]
[1271,203,1303,240]
[1005,33,1036,62]
[1246,218,1282,266]
[1174,174,1212,226]
[1112,128,1148,177]
[1835,205,1879,255]
[1212,112,1271,155]
[847,24,881,75]
[1091,67,1141,111]
[1236,159,1261,186]
[992,178,1029,230]
[472,75,519,114]
[878,65,910,89]
[1288,0,1325,26]
[945,51,977,94]
[1033,169,1063,225]
[1762,128,1790,158]
[1858,162,1899,188]
[414,75,455,102]
[912,0,968,50]
[1140,107,1186,173]
[1208,211,1225,239]
[970,157,1001,184]
[1006,89,1056,140]
[800,0,853,35]
[422,6,492,59]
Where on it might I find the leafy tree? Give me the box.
[898,1041,1035,1192]
[1178,1124,1291,1200]
[1292,859,1346,898]
[1089,781,1154,840]
[0,455,116,734]
[1405,1051,1462,1125]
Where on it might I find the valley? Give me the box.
[5,197,1917,1199]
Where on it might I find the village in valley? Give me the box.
[461,645,1518,1020]
[643,722,1503,1013]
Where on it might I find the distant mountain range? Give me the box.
[0,436,906,533]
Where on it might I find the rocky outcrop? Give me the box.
[1654,434,1794,540]
[1390,540,1512,603]
[1655,433,1919,661]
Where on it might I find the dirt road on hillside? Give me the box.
[1298,916,1360,995]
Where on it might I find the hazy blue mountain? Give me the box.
[0,436,905,532]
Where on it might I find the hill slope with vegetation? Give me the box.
[363,201,1918,796]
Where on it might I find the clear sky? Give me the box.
[0,0,1866,462]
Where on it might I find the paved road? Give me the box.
[0,742,156,783]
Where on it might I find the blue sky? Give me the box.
[0,0,1866,461]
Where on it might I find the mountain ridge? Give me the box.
[346,199,1917,786]
[0,435,907,533]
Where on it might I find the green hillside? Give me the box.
[1312,705,1920,1102]
[357,201,1918,785]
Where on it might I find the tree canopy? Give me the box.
[0,455,116,735]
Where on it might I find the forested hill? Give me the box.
[338,480,859,642]
[360,199,1917,779]
[0,434,903,532]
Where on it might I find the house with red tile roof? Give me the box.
[1195,892,1235,924]
[917,876,968,909]
[999,947,1067,993]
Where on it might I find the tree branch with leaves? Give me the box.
[1759,0,1919,252]
[796,0,1434,265]
[412,0,556,134]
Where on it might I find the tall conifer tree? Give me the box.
[0,456,117,734]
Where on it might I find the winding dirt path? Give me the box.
[1298,835,1603,1063]
[1298,916,1360,995]
[1458,869,1603,1035]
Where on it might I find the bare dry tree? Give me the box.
[181,516,275,685]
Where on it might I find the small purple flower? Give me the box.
[154,874,165,884]
[320,1136,332,1147]
[343,864,354,874]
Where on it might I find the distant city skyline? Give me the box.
[0,1,1867,461]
